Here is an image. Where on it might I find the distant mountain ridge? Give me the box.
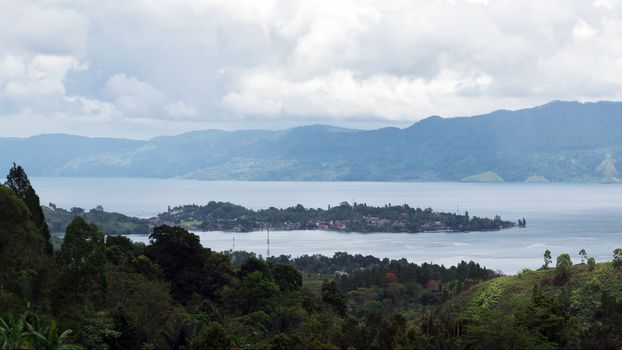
[2,101,622,182]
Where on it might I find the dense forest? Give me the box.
[3,164,622,349]
[157,201,515,233]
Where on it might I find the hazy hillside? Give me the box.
[2,101,622,182]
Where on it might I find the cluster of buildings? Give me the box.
[147,211,452,233]
[420,221,449,231]
[363,216,407,228]
[315,220,348,230]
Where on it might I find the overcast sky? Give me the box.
[1,0,621,139]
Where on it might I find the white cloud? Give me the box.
[166,100,198,119]
[0,0,622,137]
[573,20,597,39]
[1,55,83,98]
[593,0,618,9]
[104,74,163,116]
[0,0,88,57]
[64,96,122,121]
[223,68,493,119]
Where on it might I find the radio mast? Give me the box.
[266,224,270,258]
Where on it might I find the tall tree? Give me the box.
[5,164,53,254]
[613,248,622,269]
[579,249,587,264]
[0,185,45,293]
[321,280,347,315]
[145,225,210,303]
[56,217,108,311]
[555,253,573,284]
[543,250,552,269]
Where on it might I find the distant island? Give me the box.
[3,100,622,183]
[44,201,517,235]
[157,201,516,233]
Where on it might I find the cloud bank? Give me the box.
[1,0,621,138]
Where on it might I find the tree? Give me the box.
[0,185,46,294]
[5,164,53,255]
[271,264,303,292]
[4,164,30,198]
[191,322,233,350]
[587,257,596,271]
[201,251,233,300]
[56,217,108,309]
[106,269,174,348]
[222,271,280,314]
[160,317,197,349]
[144,225,208,303]
[555,253,573,284]
[321,280,347,315]
[579,249,587,264]
[238,256,271,278]
[543,250,552,269]
[145,225,233,303]
[613,248,622,269]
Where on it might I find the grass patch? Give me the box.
[303,273,334,294]
[180,220,203,227]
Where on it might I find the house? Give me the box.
[316,222,329,230]
[331,220,347,230]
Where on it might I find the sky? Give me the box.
[1,0,622,139]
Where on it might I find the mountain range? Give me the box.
[2,100,621,182]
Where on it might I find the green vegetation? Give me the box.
[180,220,203,229]
[43,201,514,239]
[158,201,515,233]
[3,164,622,349]
[6,163,53,254]
[444,257,622,349]
[43,205,149,236]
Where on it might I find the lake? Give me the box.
[31,177,622,274]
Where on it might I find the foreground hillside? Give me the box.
[444,261,622,349]
[2,101,622,182]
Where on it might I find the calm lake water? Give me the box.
[31,177,622,274]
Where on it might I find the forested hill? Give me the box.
[2,100,622,182]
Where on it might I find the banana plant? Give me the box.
[27,321,82,350]
[0,314,29,350]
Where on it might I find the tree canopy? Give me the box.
[5,163,53,254]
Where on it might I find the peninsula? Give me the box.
[155,201,516,233]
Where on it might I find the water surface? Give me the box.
[32,177,622,274]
